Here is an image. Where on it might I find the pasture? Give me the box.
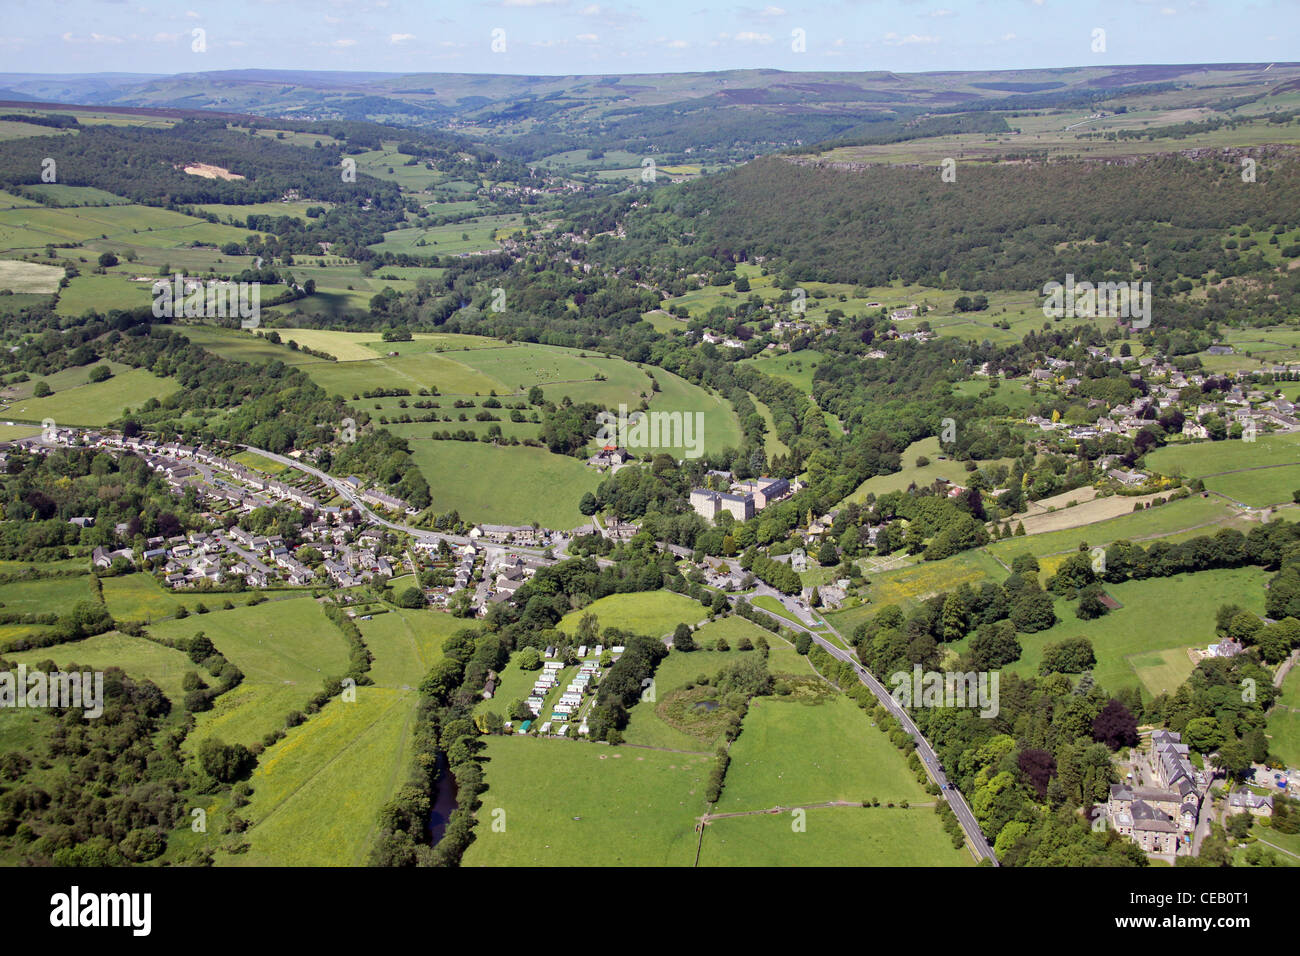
[558,590,707,640]
[717,693,930,811]
[461,736,711,867]
[948,566,1271,696]
[407,441,600,529]
[698,805,971,866]
[2,367,178,426]
[5,631,195,704]
[223,687,417,867]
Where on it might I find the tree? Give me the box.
[1038,637,1095,674]
[516,647,542,671]
[968,620,1021,669]
[673,623,696,651]
[32,381,51,398]
[394,586,426,609]
[1075,583,1109,620]
[1091,699,1138,750]
[87,365,112,383]
[187,632,216,664]
[198,737,253,783]
[1017,748,1056,799]
[817,540,839,567]
[1183,716,1226,753]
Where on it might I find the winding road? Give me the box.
[733,593,1000,865]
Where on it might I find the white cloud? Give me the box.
[883,32,939,46]
[734,31,773,43]
[576,32,598,42]
[930,8,955,17]
[390,33,415,43]
[62,32,124,44]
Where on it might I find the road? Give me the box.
[734,593,999,865]
[252,443,996,862]
[241,444,569,559]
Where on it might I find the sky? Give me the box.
[0,0,1296,77]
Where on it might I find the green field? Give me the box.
[101,573,219,622]
[2,366,178,425]
[1145,433,1300,508]
[0,574,97,616]
[461,736,712,866]
[5,631,195,703]
[223,687,417,866]
[558,590,707,640]
[948,566,1270,696]
[622,623,812,751]
[151,598,352,752]
[407,440,600,529]
[55,272,154,316]
[369,214,522,256]
[718,694,930,811]
[0,258,64,293]
[739,350,825,392]
[1268,666,1300,768]
[984,493,1243,561]
[846,436,1014,502]
[698,805,971,866]
[358,607,458,689]
[149,598,350,687]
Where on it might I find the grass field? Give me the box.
[152,597,352,751]
[947,566,1270,696]
[845,436,1013,502]
[985,493,1243,561]
[0,202,252,254]
[1268,666,1300,768]
[739,350,825,393]
[0,574,97,615]
[0,258,63,293]
[101,573,219,621]
[358,607,458,689]
[149,598,350,687]
[407,440,600,529]
[622,624,812,751]
[1145,433,1300,508]
[698,805,970,866]
[558,590,707,640]
[5,631,195,703]
[2,367,178,425]
[223,687,417,866]
[718,693,930,811]
[55,273,153,316]
[461,736,712,866]
[826,548,1009,635]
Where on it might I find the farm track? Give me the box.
[698,800,938,823]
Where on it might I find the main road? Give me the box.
[251,443,995,861]
[736,592,999,865]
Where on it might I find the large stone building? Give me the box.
[1105,730,1205,856]
[689,488,754,523]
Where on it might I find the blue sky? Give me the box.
[1,0,1296,77]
